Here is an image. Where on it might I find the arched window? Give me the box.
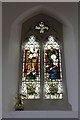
[19,14,71,110]
[21,34,63,100]
[21,35,40,99]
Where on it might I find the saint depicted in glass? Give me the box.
[21,35,40,99]
[44,36,63,99]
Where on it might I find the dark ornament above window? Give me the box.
[35,21,49,33]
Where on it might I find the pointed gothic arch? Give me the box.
[17,13,72,110]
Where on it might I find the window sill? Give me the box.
[3,111,78,118]
[23,99,72,110]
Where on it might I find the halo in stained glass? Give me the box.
[21,35,40,99]
[44,35,63,99]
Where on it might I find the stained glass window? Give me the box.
[21,35,40,99]
[44,36,63,99]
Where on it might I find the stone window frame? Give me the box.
[19,14,71,110]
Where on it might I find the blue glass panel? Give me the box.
[44,36,63,99]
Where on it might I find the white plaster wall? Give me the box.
[2,2,78,118]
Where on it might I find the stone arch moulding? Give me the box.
[9,5,73,111]
[11,5,73,30]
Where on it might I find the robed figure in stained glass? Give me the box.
[46,47,60,80]
[21,35,40,99]
[44,36,63,99]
